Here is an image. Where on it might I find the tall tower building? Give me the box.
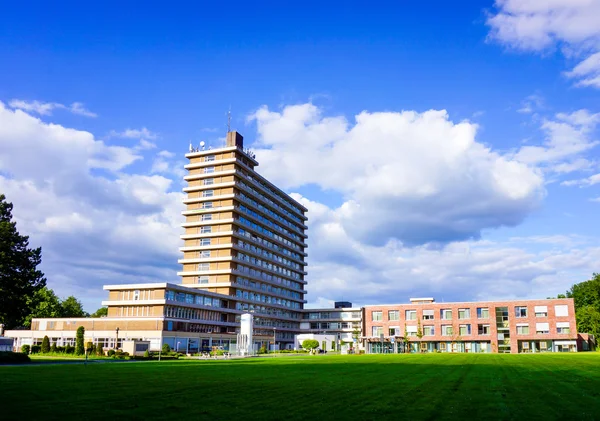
[178,131,308,347]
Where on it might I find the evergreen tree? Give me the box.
[41,335,50,353]
[0,194,46,328]
[90,307,108,318]
[75,326,85,355]
[61,296,88,317]
[23,287,63,327]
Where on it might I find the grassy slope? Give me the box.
[1,354,599,420]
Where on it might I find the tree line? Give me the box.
[0,194,105,329]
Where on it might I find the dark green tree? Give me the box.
[61,296,88,317]
[23,287,63,327]
[302,339,319,353]
[41,335,50,353]
[90,307,108,318]
[565,273,600,339]
[0,194,46,328]
[75,326,85,355]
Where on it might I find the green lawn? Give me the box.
[1,353,599,420]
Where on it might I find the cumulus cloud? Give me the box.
[517,93,544,114]
[110,127,158,139]
[8,99,97,117]
[487,0,600,88]
[0,101,182,309]
[296,194,600,305]
[561,173,600,187]
[249,103,545,246]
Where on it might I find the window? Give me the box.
[205,155,215,162]
[200,238,211,246]
[441,309,452,320]
[515,306,527,318]
[200,250,210,258]
[165,291,175,301]
[459,324,471,335]
[478,324,490,335]
[534,306,548,317]
[389,327,400,336]
[557,322,570,334]
[516,324,529,334]
[204,166,215,173]
[442,325,453,336]
[198,276,209,284]
[423,325,435,336]
[372,326,383,337]
[202,190,214,197]
[406,325,418,337]
[201,214,213,221]
[555,305,569,317]
[440,342,447,351]
[422,309,434,320]
[198,263,210,271]
[477,307,489,319]
[536,322,550,334]
[201,202,213,209]
[388,310,399,321]
[405,310,417,320]
[133,290,140,301]
[458,308,471,319]
[200,226,212,233]
[185,294,194,304]
[372,311,382,321]
[203,178,214,185]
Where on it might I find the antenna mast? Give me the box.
[227,107,231,133]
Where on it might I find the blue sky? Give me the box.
[0,1,599,311]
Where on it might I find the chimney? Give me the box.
[226,131,244,148]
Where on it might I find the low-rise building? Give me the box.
[300,302,362,352]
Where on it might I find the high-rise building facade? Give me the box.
[178,131,308,347]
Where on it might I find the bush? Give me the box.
[21,345,30,354]
[331,341,336,351]
[50,343,58,353]
[65,345,75,354]
[258,345,267,354]
[0,351,31,364]
[75,326,85,355]
[96,345,104,356]
[162,343,171,353]
[144,350,150,358]
[107,349,116,357]
[31,345,41,354]
[302,339,319,352]
[41,336,50,353]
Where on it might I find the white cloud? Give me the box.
[249,103,545,246]
[135,139,157,150]
[110,127,158,139]
[8,99,97,117]
[591,197,600,202]
[517,94,544,114]
[487,0,600,88]
[0,101,182,310]
[561,173,600,187]
[514,109,600,169]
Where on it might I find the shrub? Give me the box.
[21,345,30,354]
[302,339,319,352]
[50,343,58,353]
[331,341,336,351]
[0,351,31,364]
[162,343,171,353]
[258,345,267,354]
[144,350,150,358]
[65,345,75,354]
[107,349,116,357]
[31,345,41,354]
[41,336,50,353]
[96,344,104,356]
[75,326,85,355]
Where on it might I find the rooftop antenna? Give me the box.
[189,141,193,153]
[200,141,206,151]
[227,107,232,133]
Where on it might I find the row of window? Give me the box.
[237,191,305,234]
[115,306,155,317]
[165,290,224,308]
[237,240,302,270]
[238,205,303,243]
[236,262,303,287]
[234,302,301,319]
[164,306,228,322]
[237,228,303,260]
[372,322,571,337]
[236,252,301,279]
[304,311,361,320]
[372,305,568,322]
[309,322,355,330]
[235,276,302,299]
[236,173,304,222]
[238,316,299,330]
[239,217,304,252]
[235,288,302,309]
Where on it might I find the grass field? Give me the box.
[1,353,599,420]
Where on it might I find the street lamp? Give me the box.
[272,327,277,353]
[176,341,181,353]
[115,327,120,350]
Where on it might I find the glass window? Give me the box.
[423,310,434,320]
[388,310,399,321]
[534,305,548,317]
[200,238,211,246]
[203,178,214,185]
[441,309,452,320]
[201,202,213,209]
[555,305,569,317]
[441,325,453,336]
[201,214,213,221]
[557,322,570,334]
[372,311,382,321]
[198,276,209,284]
[458,308,470,319]
[200,226,212,233]
[372,326,383,337]
[204,166,215,173]
[477,307,489,319]
[536,323,550,334]
[515,306,527,318]
[516,325,529,334]
[389,327,400,336]
[198,263,209,271]
[459,324,471,335]
[165,290,175,301]
[202,190,214,197]
[133,290,140,301]
[185,294,194,304]
[423,325,435,336]
[405,310,416,320]
[477,324,490,335]
[205,155,215,162]
[204,296,212,306]
[200,250,210,258]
